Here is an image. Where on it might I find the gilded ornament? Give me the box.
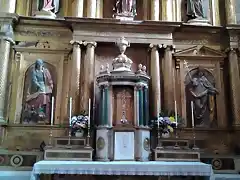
[211,158,222,170]
[10,155,23,167]
[143,137,150,151]
[97,137,105,150]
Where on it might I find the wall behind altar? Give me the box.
[94,44,149,125]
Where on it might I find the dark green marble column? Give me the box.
[138,86,144,126]
[104,86,109,126]
[100,87,105,125]
[143,86,149,126]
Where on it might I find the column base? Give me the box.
[34,10,56,19]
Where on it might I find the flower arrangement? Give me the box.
[70,111,89,137]
[150,110,185,136]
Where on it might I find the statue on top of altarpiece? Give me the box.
[22,59,54,124]
[37,0,60,13]
[113,0,137,17]
[186,0,205,19]
[188,68,218,127]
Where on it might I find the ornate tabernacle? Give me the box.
[96,37,150,161]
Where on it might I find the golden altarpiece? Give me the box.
[0,0,240,179]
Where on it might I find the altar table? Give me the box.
[0,170,31,180]
[31,161,214,180]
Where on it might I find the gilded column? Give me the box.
[163,45,174,110]
[0,14,17,122]
[151,0,159,20]
[212,0,220,26]
[96,0,103,18]
[176,0,182,22]
[161,0,173,21]
[228,48,240,126]
[74,0,84,17]
[87,0,97,18]
[81,41,97,112]
[225,0,237,24]
[0,0,16,13]
[149,44,161,118]
[69,40,82,115]
[143,0,149,20]
[0,40,11,122]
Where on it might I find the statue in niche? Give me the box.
[22,59,54,124]
[113,0,137,16]
[186,68,218,127]
[37,0,60,13]
[186,0,205,19]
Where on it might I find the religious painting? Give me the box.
[21,59,57,124]
[185,67,218,127]
[112,86,134,125]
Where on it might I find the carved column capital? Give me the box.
[83,41,97,48]
[149,44,159,51]
[159,44,175,52]
[225,47,238,55]
[70,40,82,47]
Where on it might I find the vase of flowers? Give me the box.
[150,110,184,137]
[70,113,89,137]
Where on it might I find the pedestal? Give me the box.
[187,18,211,26]
[135,128,150,161]
[35,10,56,19]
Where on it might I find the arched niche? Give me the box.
[185,67,218,128]
[21,61,57,124]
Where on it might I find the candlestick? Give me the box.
[174,100,177,126]
[191,101,194,127]
[50,97,54,126]
[69,97,72,127]
[88,99,91,127]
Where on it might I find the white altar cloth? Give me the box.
[31,161,214,180]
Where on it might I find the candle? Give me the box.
[174,100,178,126]
[69,97,72,126]
[50,97,54,126]
[88,99,91,127]
[191,101,194,127]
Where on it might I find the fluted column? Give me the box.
[161,0,173,21]
[81,41,97,112]
[225,0,237,24]
[69,40,82,115]
[149,44,161,118]
[163,45,174,111]
[0,0,16,13]
[74,0,84,17]
[96,0,103,18]
[0,14,16,122]
[228,49,240,126]
[151,0,159,20]
[0,40,11,122]
[87,0,97,18]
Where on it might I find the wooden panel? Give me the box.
[112,86,134,125]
